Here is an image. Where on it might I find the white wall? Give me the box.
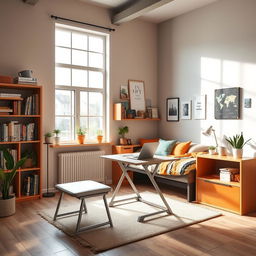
[0,0,158,189]
[158,0,256,156]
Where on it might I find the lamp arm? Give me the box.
[212,130,218,147]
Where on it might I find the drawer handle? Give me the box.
[204,180,232,187]
[123,147,132,150]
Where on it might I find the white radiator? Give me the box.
[58,151,105,183]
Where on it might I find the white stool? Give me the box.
[54,180,113,234]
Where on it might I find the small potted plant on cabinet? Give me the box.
[97,129,103,143]
[44,132,53,144]
[53,129,61,145]
[118,126,129,145]
[0,148,27,217]
[77,127,87,144]
[208,146,216,155]
[225,133,251,158]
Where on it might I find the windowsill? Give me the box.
[50,142,112,148]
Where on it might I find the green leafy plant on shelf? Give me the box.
[0,148,27,200]
[225,133,251,149]
[53,129,61,137]
[77,127,87,136]
[118,126,129,138]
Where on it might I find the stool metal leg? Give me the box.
[76,198,85,233]
[103,194,113,227]
[54,192,63,221]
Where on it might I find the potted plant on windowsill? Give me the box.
[44,132,53,144]
[53,129,61,145]
[0,148,27,217]
[118,126,129,145]
[77,127,87,144]
[97,129,103,143]
[225,133,251,158]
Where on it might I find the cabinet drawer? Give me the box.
[119,147,134,154]
[197,179,240,213]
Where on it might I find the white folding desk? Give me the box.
[102,154,179,222]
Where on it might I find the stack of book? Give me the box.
[14,77,37,85]
[219,168,239,182]
[0,149,17,169]
[13,101,22,115]
[24,94,39,115]
[0,106,13,115]
[22,174,39,196]
[0,122,35,142]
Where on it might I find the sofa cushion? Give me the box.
[188,144,209,153]
[172,141,192,155]
[155,139,177,156]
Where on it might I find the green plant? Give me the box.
[118,126,129,138]
[77,127,87,136]
[0,148,27,200]
[208,146,216,150]
[97,129,103,136]
[44,132,53,137]
[225,133,251,149]
[53,129,61,137]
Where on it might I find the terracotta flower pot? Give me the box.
[77,135,85,144]
[0,196,16,217]
[97,135,103,143]
[120,138,128,145]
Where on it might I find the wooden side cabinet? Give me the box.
[112,144,141,185]
[196,154,256,215]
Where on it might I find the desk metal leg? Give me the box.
[109,162,141,207]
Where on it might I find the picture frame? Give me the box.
[128,80,146,112]
[181,100,191,120]
[120,85,129,100]
[215,87,240,119]
[194,95,206,120]
[244,98,251,108]
[166,98,179,122]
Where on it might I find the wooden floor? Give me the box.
[1,183,256,256]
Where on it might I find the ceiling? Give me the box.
[79,0,218,24]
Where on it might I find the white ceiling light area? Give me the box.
[141,0,218,23]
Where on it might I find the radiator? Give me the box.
[58,151,105,183]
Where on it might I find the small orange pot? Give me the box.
[77,135,85,144]
[97,135,103,143]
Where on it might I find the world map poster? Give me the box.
[215,87,241,119]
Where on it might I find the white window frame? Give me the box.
[55,23,109,142]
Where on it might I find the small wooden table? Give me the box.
[102,153,180,222]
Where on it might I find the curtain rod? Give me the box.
[50,15,115,32]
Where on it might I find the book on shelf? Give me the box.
[22,174,39,196]
[0,122,36,142]
[0,93,22,97]
[14,77,37,85]
[0,149,17,169]
[24,94,39,115]
[0,106,13,115]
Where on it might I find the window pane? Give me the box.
[56,29,71,47]
[89,36,103,53]
[72,33,87,50]
[55,90,74,115]
[89,71,103,88]
[56,116,74,141]
[55,67,71,86]
[89,52,103,68]
[72,50,87,66]
[55,47,71,64]
[80,91,88,116]
[89,92,103,116]
[72,69,87,87]
[80,117,88,131]
[88,117,103,139]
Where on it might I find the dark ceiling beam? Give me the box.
[22,0,39,5]
[112,0,174,25]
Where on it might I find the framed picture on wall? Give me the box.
[166,98,179,121]
[120,85,129,100]
[128,80,146,112]
[194,95,206,120]
[215,87,241,119]
[181,100,192,120]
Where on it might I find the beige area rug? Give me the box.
[39,192,221,253]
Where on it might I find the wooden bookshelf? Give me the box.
[0,83,42,201]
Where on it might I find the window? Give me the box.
[55,24,108,142]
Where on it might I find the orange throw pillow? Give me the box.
[139,138,159,146]
[172,141,192,156]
